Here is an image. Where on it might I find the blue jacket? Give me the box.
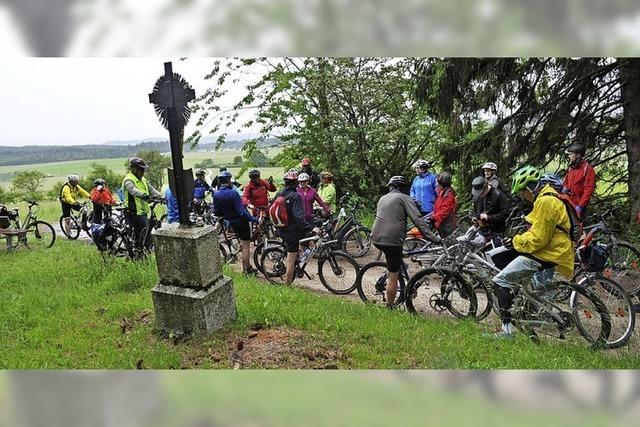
[193,178,211,200]
[213,185,257,224]
[165,188,179,224]
[410,172,437,214]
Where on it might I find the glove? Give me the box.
[501,237,513,249]
[575,205,583,216]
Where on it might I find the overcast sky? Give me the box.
[0,58,252,146]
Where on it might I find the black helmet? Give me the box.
[437,172,452,188]
[249,169,260,179]
[219,166,227,172]
[196,169,206,177]
[94,178,106,187]
[387,175,408,189]
[129,157,148,171]
[565,143,586,156]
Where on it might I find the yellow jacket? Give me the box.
[512,185,574,278]
[60,182,90,205]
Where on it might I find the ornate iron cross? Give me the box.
[148,62,196,225]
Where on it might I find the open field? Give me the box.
[0,148,284,191]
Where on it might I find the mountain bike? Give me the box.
[260,220,360,294]
[250,211,282,274]
[0,200,56,251]
[331,193,372,258]
[59,201,92,239]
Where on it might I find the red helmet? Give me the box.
[302,157,311,166]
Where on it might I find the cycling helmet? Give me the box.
[387,175,408,189]
[413,159,431,170]
[129,157,148,171]
[298,172,310,182]
[217,170,232,184]
[538,173,564,192]
[94,178,106,187]
[219,166,227,172]
[302,157,312,166]
[511,165,542,194]
[471,176,486,197]
[196,169,206,177]
[68,175,80,183]
[284,170,298,185]
[249,169,260,179]
[481,162,497,171]
[437,172,452,188]
[565,143,586,156]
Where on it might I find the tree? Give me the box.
[0,185,17,204]
[232,155,243,166]
[126,150,171,190]
[11,170,47,201]
[415,58,638,223]
[189,58,442,207]
[194,158,216,169]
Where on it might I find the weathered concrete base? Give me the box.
[151,276,236,334]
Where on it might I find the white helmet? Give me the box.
[298,172,310,182]
[482,162,497,171]
[68,174,80,183]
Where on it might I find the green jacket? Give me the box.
[318,183,337,212]
[123,172,150,215]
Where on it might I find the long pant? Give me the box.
[492,255,542,324]
[92,204,112,224]
[126,214,148,248]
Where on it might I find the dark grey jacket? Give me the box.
[371,190,433,247]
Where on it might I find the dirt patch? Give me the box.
[120,310,154,334]
[183,325,349,369]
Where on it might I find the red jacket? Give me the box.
[90,187,116,206]
[242,179,277,210]
[432,187,457,231]
[563,160,596,208]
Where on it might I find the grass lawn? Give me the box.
[1,240,639,369]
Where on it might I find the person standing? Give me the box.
[428,172,457,238]
[470,176,511,243]
[562,143,596,219]
[481,162,509,195]
[300,157,320,189]
[90,178,116,224]
[242,169,276,216]
[318,171,337,212]
[213,171,259,275]
[122,158,163,248]
[297,173,331,222]
[410,160,437,216]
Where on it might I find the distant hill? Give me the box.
[0,137,283,167]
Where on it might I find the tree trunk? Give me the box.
[620,58,640,224]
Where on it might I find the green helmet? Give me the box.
[511,165,542,194]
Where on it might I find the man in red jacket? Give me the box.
[428,172,457,237]
[562,143,596,219]
[242,169,277,216]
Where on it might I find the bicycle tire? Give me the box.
[462,271,493,322]
[577,275,635,349]
[260,245,288,284]
[605,241,640,296]
[23,220,56,250]
[569,283,611,350]
[317,250,360,294]
[59,215,80,240]
[405,267,477,319]
[355,261,405,306]
[341,226,372,258]
[253,239,283,273]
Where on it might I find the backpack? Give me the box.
[269,194,290,227]
[540,192,582,245]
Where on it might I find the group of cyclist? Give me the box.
[371,143,598,339]
[54,142,610,339]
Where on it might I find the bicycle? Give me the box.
[260,220,360,294]
[59,201,92,240]
[250,211,282,274]
[138,199,166,252]
[330,193,372,258]
[0,201,56,251]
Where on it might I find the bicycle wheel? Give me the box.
[569,283,611,349]
[253,239,282,273]
[59,215,80,240]
[355,261,405,306]
[260,245,288,284]
[606,241,640,296]
[317,250,360,294]
[405,267,477,319]
[23,221,56,250]
[341,226,372,258]
[462,271,493,322]
[578,275,635,349]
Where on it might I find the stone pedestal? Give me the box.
[151,223,236,334]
